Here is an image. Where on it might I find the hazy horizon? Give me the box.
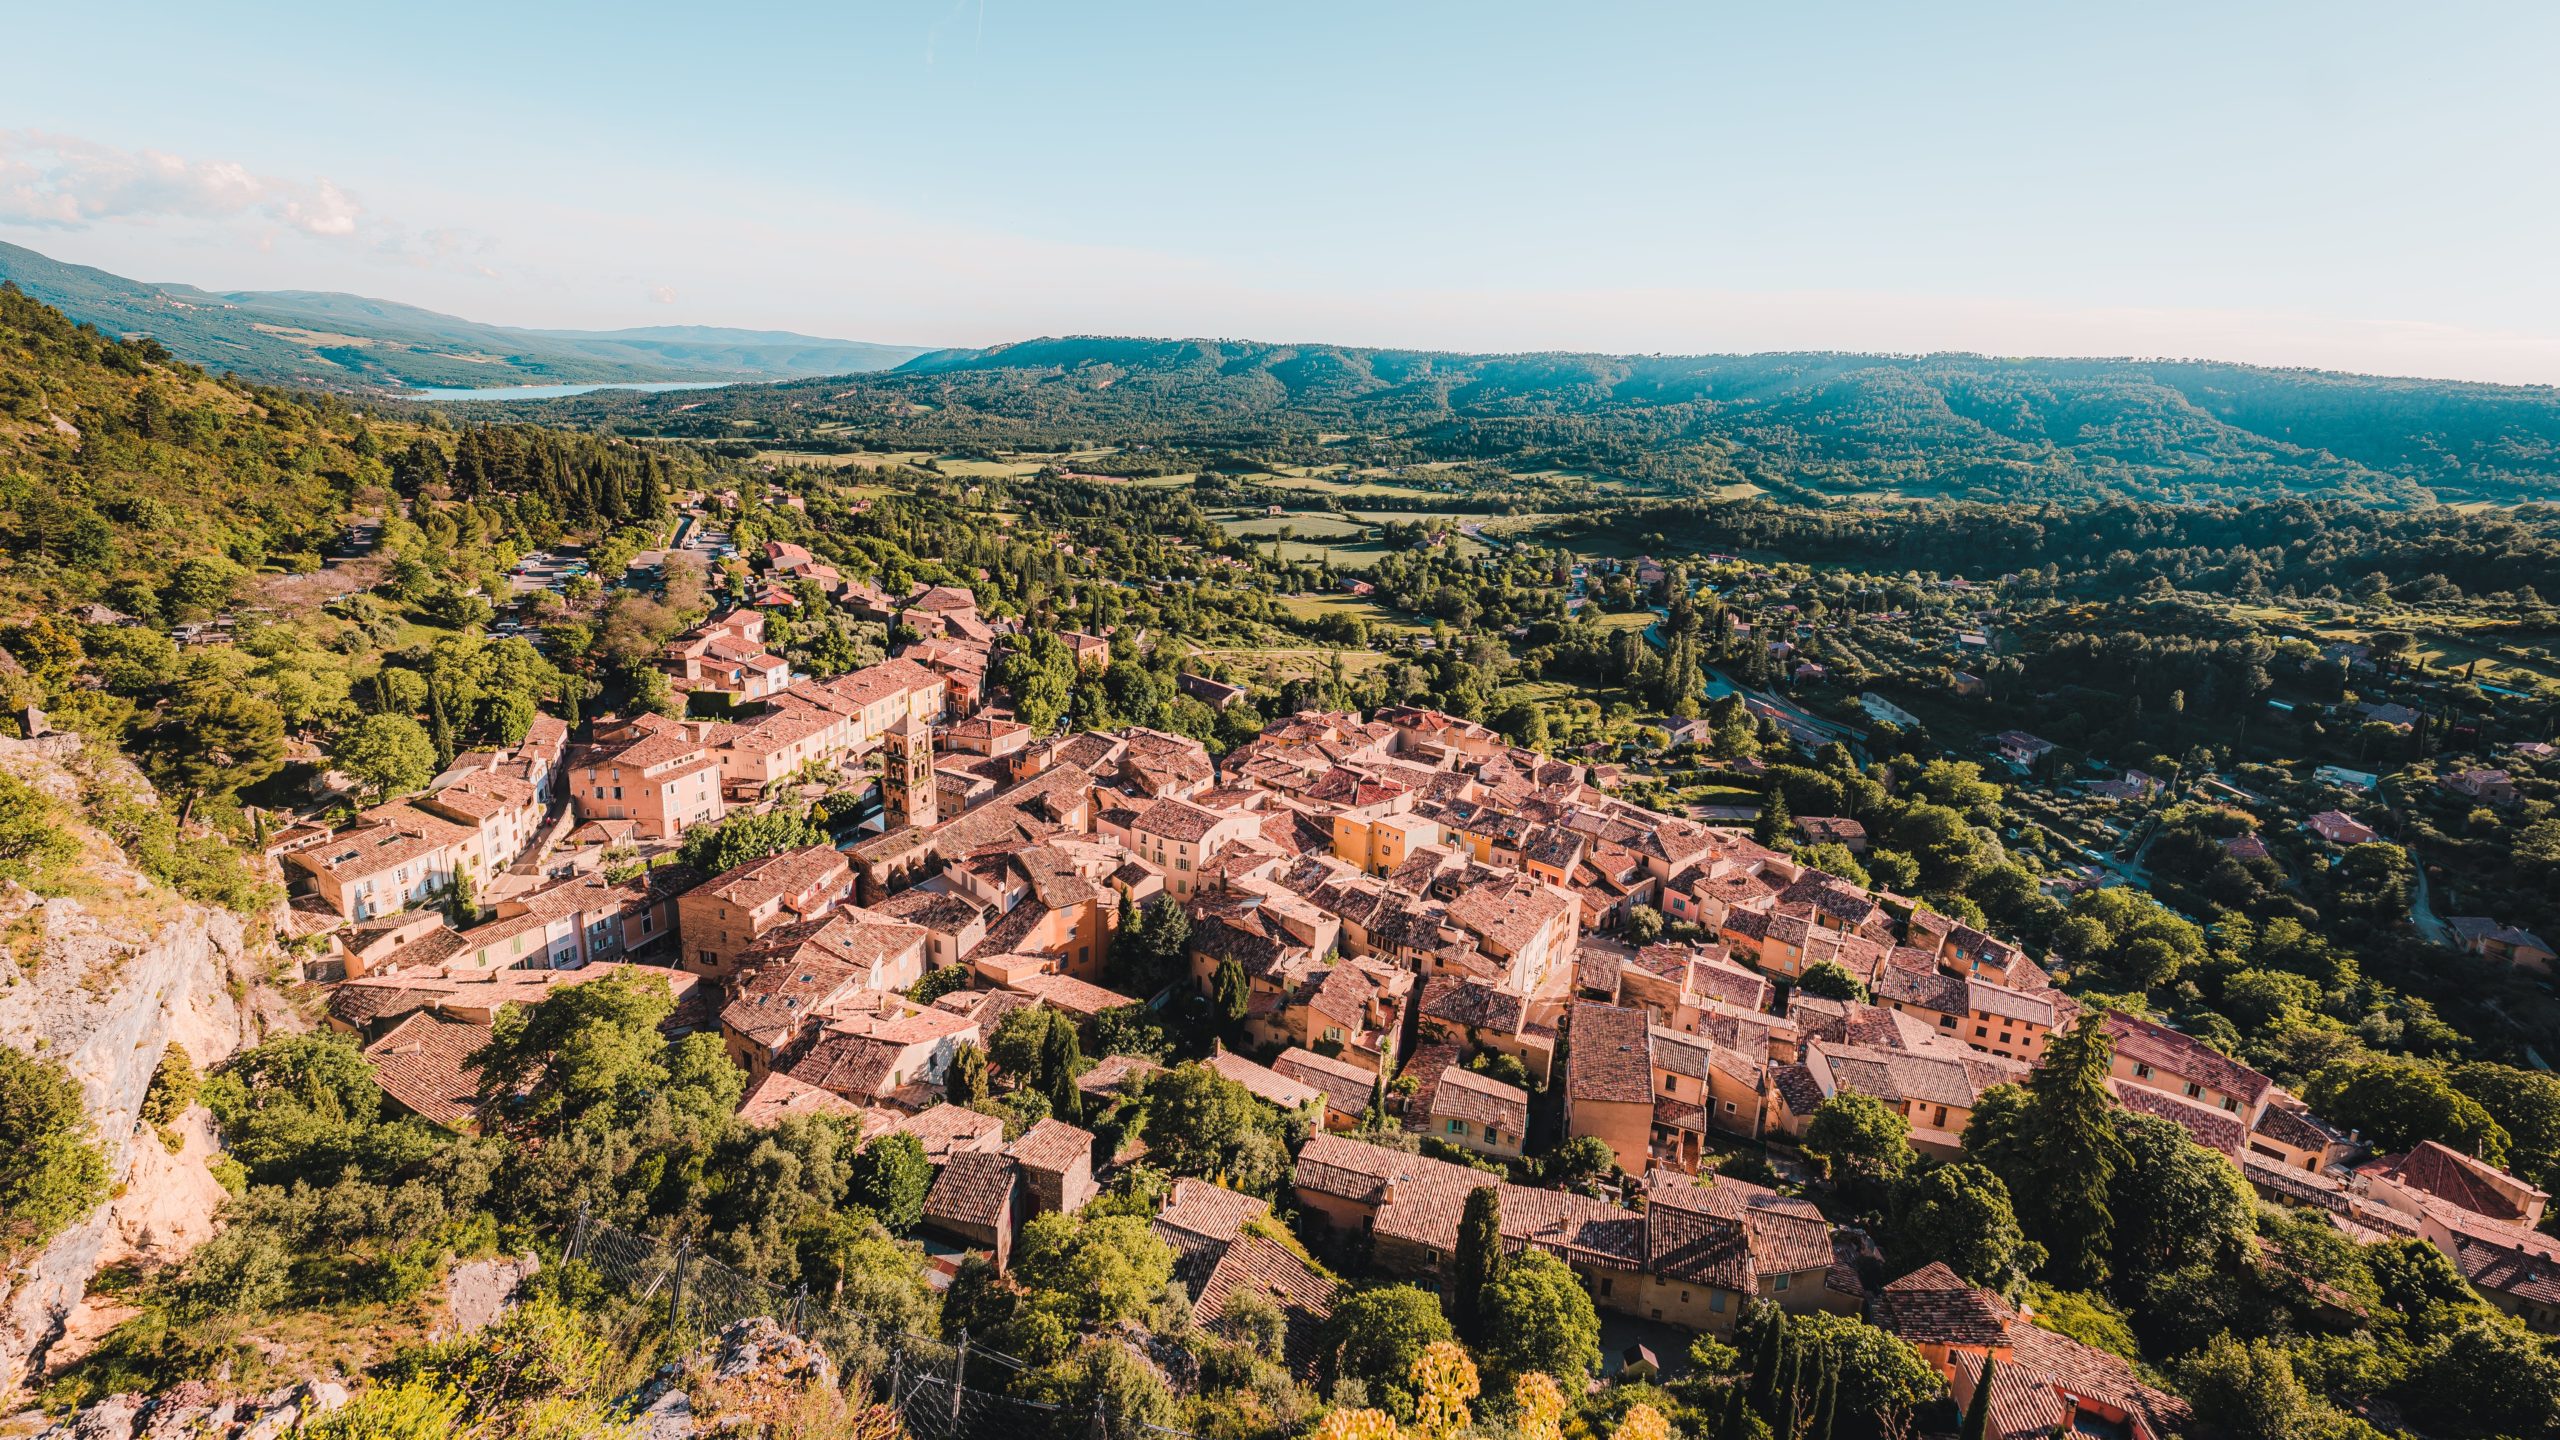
[8,3,2559,384]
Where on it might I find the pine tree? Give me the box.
[2022,1013,2132,1286]
[1755,784,1792,848]
[1959,1354,1997,1440]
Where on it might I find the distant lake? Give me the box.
[403,380,732,402]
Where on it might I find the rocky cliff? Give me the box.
[0,733,276,1396]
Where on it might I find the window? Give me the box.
[2222,1097,2240,1113]
[1484,1129,1500,1146]
[1663,1075,1677,1093]
[1680,1290,1691,1303]
[1709,1292,1725,1313]
[1975,1025,1989,1037]
[1598,1277,1612,1296]
[1446,1120,1467,1136]
[2000,1032,2014,1045]
[1773,1274,1790,1292]
[1939,1016,1956,1028]
[2184,1082,2203,1099]
[2134,1062,2154,1079]
[1723,1100,1737,1113]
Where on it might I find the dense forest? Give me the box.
[501,338,2560,505]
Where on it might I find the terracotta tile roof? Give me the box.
[1771,1063,1827,1120]
[1567,1002,1653,1105]
[1209,1050,1324,1110]
[1649,1026,1712,1082]
[788,1030,905,1100]
[925,1150,1018,1229]
[1430,1066,1529,1134]
[876,1102,1008,1164]
[1005,970,1138,1018]
[1292,1133,1645,1268]
[1445,875,1574,954]
[735,1070,868,1127]
[1967,977,2073,1029]
[2104,1010,2272,1105]
[1873,963,1969,1014]
[1643,1168,1835,1292]
[1575,946,1623,999]
[1008,1117,1095,1177]
[1132,797,1224,843]
[1420,974,1528,1034]
[699,844,851,907]
[2251,1097,2349,1154]
[2113,1078,2245,1155]
[1190,1232,1338,1353]
[361,1012,491,1128]
[873,887,992,935]
[1274,1048,1379,1117]
[1953,1321,2190,1440]
[720,955,865,1053]
[2432,1204,2560,1309]
[330,980,458,1032]
[1813,1040,1988,1111]
[294,804,474,881]
[2359,1140,2546,1224]
[1077,1053,1165,1100]
[1157,1177,1271,1247]
[1878,1262,2015,1348]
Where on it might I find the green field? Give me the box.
[1274,593,1429,633]
[1181,642,1397,680]
[1216,511,1373,541]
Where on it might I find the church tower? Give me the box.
[881,714,938,831]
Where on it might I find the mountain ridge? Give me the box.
[533,334,2560,507]
[0,241,925,392]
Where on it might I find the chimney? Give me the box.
[1381,1174,1403,1205]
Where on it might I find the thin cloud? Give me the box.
[648,285,678,305]
[0,130,362,238]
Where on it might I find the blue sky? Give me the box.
[6,2,2558,381]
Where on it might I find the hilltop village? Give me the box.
[252,532,2560,1437]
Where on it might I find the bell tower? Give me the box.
[881,714,937,831]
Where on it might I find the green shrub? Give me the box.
[0,1044,110,1258]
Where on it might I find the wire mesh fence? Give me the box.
[562,1207,1195,1440]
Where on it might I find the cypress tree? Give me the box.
[1959,1355,1997,1440]
[1452,1186,1505,1342]
[1813,1349,1838,1440]
[1719,1374,1747,1440]
[1747,1306,1786,1417]
[1774,1333,1803,1433]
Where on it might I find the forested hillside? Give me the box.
[0,243,923,391]
[522,337,2560,506]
